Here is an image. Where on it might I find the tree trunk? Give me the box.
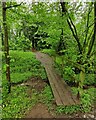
[2,1,11,93]
[77,69,85,99]
[57,1,66,54]
[57,28,65,54]
[31,38,35,52]
[79,69,85,89]
[87,2,96,56]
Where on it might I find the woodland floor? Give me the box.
[20,52,96,119]
[23,77,95,119]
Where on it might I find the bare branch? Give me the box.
[68,16,78,37]
[86,27,94,45]
[67,18,82,54]
[87,2,96,56]
[83,22,94,34]
[60,1,67,16]
[83,3,93,49]
[60,2,82,54]
[3,2,23,10]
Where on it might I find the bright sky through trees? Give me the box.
[4,0,94,3]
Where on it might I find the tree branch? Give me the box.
[68,16,78,37]
[67,18,82,54]
[60,1,67,16]
[83,22,94,33]
[86,27,94,46]
[83,3,93,49]
[65,57,85,72]
[60,2,82,54]
[87,2,96,56]
[3,2,23,10]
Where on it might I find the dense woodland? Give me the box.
[0,0,96,119]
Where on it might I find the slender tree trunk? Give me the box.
[0,26,2,47]
[57,29,65,53]
[2,1,11,93]
[94,1,96,88]
[35,39,38,50]
[57,1,66,54]
[87,2,96,56]
[60,1,83,99]
[2,34,4,46]
[32,38,35,51]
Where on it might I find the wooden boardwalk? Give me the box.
[35,52,79,106]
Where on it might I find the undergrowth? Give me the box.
[56,87,96,114]
[2,50,96,118]
[39,49,96,114]
[2,86,38,118]
[39,85,54,109]
[39,85,96,114]
[41,49,56,56]
[2,51,47,96]
[2,50,47,118]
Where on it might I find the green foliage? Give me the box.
[2,50,48,118]
[9,36,31,51]
[84,74,95,85]
[56,105,80,114]
[2,84,54,118]
[2,86,38,118]
[39,85,54,108]
[81,93,91,112]
[2,51,47,96]
[81,88,96,113]
[42,49,56,56]
[54,56,76,85]
[1,1,96,117]
[54,55,95,86]
[56,87,96,114]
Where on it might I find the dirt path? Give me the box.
[22,77,53,118]
[23,77,55,118]
[25,103,54,118]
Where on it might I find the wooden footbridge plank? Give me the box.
[35,52,79,106]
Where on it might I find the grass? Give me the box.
[39,49,96,114]
[39,85,54,109]
[2,50,47,118]
[2,51,47,84]
[56,105,81,114]
[40,85,96,114]
[2,50,96,118]
[2,86,38,118]
[56,87,96,114]
[41,49,56,56]
[2,85,54,118]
